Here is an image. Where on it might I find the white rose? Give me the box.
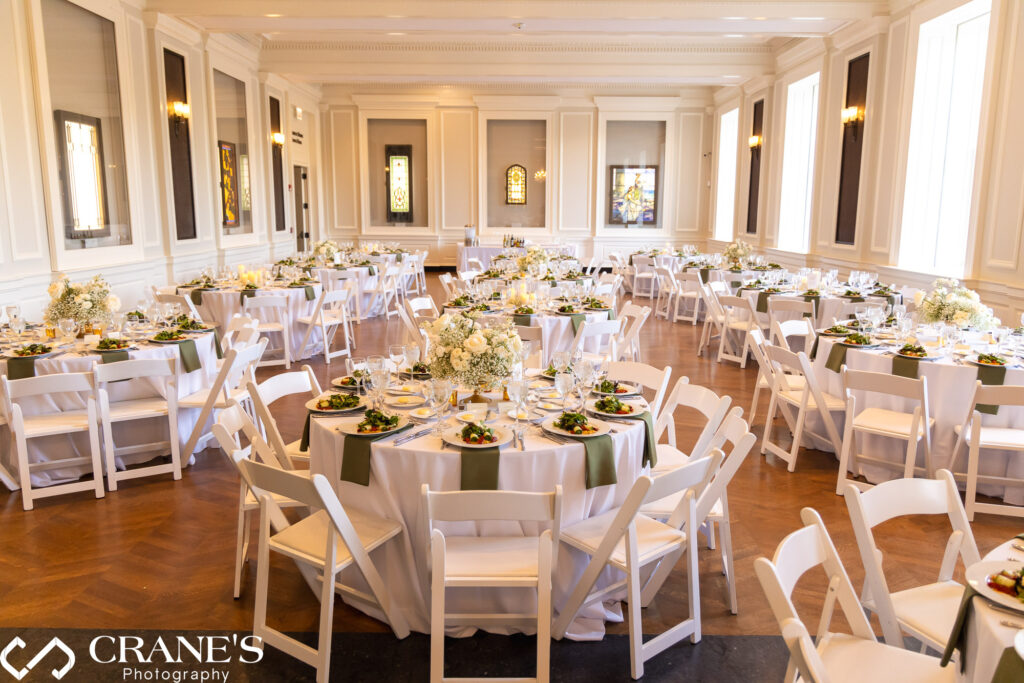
[913,291,925,306]
[953,310,970,326]
[47,282,61,298]
[464,332,489,355]
[81,300,92,311]
[106,294,121,312]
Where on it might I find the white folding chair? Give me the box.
[768,297,815,328]
[653,267,678,320]
[422,485,562,683]
[367,265,402,320]
[94,357,181,491]
[220,314,260,355]
[631,255,657,299]
[466,257,486,272]
[438,273,457,300]
[155,291,205,323]
[243,295,292,369]
[652,377,734,474]
[239,458,410,682]
[405,295,439,322]
[214,405,306,598]
[515,325,544,370]
[248,367,322,467]
[770,318,816,354]
[836,299,886,322]
[296,288,352,364]
[761,346,844,472]
[836,368,934,495]
[605,361,672,421]
[697,281,729,356]
[716,294,762,368]
[615,304,651,363]
[179,338,268,459]
[326,268,364,324]
[552,454,719,679]
[950,382,1024,520]
[755,507,954,683]
[672,271,702,325]
[2,372,104,510]
[844,470,979,654]
[643,413,756,615]
[746,327,783,425]
[569,319,621,365]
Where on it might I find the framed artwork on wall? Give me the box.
[385,143,413,223]
[608,165,658,226]
[218,140,239,228]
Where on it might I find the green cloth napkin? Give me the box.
[606,308,616,321]
[802,295,820,318]
[213,330,223,359]
[239,288,257,305]
[565,434,617,489]
[570,313,587,335]
[461,446,501,490]
[300,411,313,452]
[290,284,316,301]
[100,350,130,364]
[729,280,742,288]
[825,343,848,373]
[173,339,202,373]
[872,292,897,307]
[628,254,635,266]
[891,355,919,379]
[809,336,820,360]
[189,288,210,306]
[976,364,1008,415]
[341,423,413,486]
[512,314,534,327]
[699,268,712,284]
[940,585,975,672]
[844,295,866,303]
[395,252,404,262]
[756,291,771,313]
[7,356,37,380]
[624,411,657,468]
[992,648,1024,683]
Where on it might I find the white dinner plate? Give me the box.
[337,415,409,438]
[304,394,366,414]
[385,395,427,408]
[536,401,561,411]
[387,384,421,395]
[838,341,879,349]
[555,310,579,316]
[586,397,646,418]
[149,336,188,344]
[528,380,549,390]
[410,406,437,420]
[331,376,364,390]
[6,350,57,360]
[968,358,1010,369]
[819,328,852,337]
[966,561,1024,614]
[541,414,611,439]
[592,382,640,397]
[895,351,941,361]
[89,344,136,353]
[442,425,512,449]
[537,390,563,401]
[455,410,498,424]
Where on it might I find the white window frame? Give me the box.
[776,72,821,254]
[713,107,739,241]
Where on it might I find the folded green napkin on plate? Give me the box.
[825,344,848,373]
[976,364,1007,415]
[341,423,413,486]
[7,356,37,380]
[564,434,616,489]
[461,446,501,490]
[570,313,587,335]
[891,355,919,379]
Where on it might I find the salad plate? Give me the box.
[966,561,1024,614]
[443,424,512,449]
[455,410,498,424]
[332,374,365,389]
[305,393,366,414]
[337,411,408,437]
[969,354,1010,368]
[592,380,640,397]
[542,413,610,438]
[385,395,427,408]
[587,396,646,418]
[7,344,56,359]
[894,344,940,361]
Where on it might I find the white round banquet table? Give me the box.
[184,284,324,359]
[458,246,521,272]
[958,539,1024,682]
[738,289,894,329]
[312,266,380,318]
[308,411,646,638]
[462,308,610,368]
[0,333,217,486]
[809,337,1024,504]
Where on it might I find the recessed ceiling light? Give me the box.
[753,17,768,21]
[387,32,406,36]
[264,13,281,18]
[724,34,744,38]
[723,75,741,79]
[792,17,825,21]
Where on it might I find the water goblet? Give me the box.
[551,350,571,374]
[367,355,385,373]
[404,344,421,371]
[554,372,574,412]
[429,378,452,438]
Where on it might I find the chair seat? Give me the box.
[779,389,845,411]
[726,320,755,331]
[107,397,170,421]
[678,291,699,299]
[179,386,248,409]
[954,424,1024,450]
[772,375,807,391]
[269,508,402,570]
[561,509,683,569]
[244,480,311,510]
[255,323,285,332]
[865,581,963,649]
[853,408,934,438]
[297,313,346,326]
[641,487,722,520]
[443,536,542,581]
[22,410,93,438]
[284,439,309,460]
[814,633,954,683]
[651,443,689,473]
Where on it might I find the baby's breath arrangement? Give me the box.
[312,239,340,260]
[722,239,753,265]
[516,246,550,273]
[916,278,998,330]
[44,274,120,326]
[421,313,522,387]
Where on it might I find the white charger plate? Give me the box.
[304,394,366,414]
[541,414,611,439]
[455,410,498,424]
[965,560,1024,614]
[592,382,640,397]
[337,415,409,438]
[586,397,646,418]
[385,395,427,408]
[442,425,512,449]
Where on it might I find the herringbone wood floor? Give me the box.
[1,274,1018,640]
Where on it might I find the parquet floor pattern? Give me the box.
[1,274,1018,642]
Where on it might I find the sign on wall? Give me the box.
[218,140,239,227]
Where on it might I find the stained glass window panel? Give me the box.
[389,155,410,213]
[506,164,526,204]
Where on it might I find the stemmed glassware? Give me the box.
[404,344,421,372]
[428,378,452,438]
[554,372,574,412]
[368,369,390,410]
[507,377,528,430]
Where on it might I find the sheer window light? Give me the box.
[777,72,820,253]
[898,0,991,275]
[714,108,739,241]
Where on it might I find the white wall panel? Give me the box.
[557,110,593,233]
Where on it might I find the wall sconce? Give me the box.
[534,169,546,181]
[169,101,190,136]
[271,132,285,146]
[294,106,303,120]
[748,135,762,149]
[841,105,864,140]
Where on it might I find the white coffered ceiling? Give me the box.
[148,0,889,89]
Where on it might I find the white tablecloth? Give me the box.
[739,289,898,328]
[810,337,1024,504]
[458,246,519,272]
[960,539,1024,682]
[312,266,380,318]
[0,335,217,486]
[185,285,324,359]
[309,413,645,638]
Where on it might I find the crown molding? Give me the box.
[473,95,562,110]
[143,11,203,45]
[351,93,442,109]
[775,37,827,73]
[828,16,890,52]
[743,74,775,95]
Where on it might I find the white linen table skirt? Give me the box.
[959,539,1024,683]
[0,335,217,486]
[309,415,646,639]
[312,266,380,319]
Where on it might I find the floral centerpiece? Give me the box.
[516,246,550,273]
[45,274,120,326]
[312,239,340,261]
[916,278,999,330]
[722,239,753,266]
[421,313,522,392]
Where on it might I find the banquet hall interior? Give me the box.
[4,0,1024,681]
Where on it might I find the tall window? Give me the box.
[714,108,739,240]
[898,0,991,275]
[777,72,820,253]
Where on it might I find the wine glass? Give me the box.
[369,369,390,410]
[404,344,421,372]
[367,355,385,373]
[551,350,571,374]
[388,344,405,380]
[554,372,574,412]
[429,378,453,438]
[11,315,26,339]
[507,378,528,428]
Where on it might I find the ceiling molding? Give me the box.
[260,39,774,56]
[828,15,890,52]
